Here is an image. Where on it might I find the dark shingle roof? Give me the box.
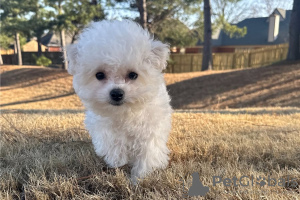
[41,31,73,47]
[200,9,292,47]
[40,32,54,46]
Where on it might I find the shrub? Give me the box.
[35,55,52,67]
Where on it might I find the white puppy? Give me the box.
[66,20,172,183]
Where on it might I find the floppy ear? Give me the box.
[66,44,78,75]
[149,40,170,71]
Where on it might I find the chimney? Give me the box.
[268,14,280,42]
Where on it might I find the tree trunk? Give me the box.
[202,0,213,71]
[37,35,42,57]
[60,30,68,70]
[58,1,68,70]
[71,31,78,44]
[15,32,22,66]
[14,40,17,65]
[138,0,147,29]
[287,0,300,61]
[0,52,3,65]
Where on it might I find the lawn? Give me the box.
[1,64,300,199]
[1,62,299,110]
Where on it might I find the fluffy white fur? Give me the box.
[66,20,172,183]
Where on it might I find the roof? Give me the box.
[275,8,286,19]
[41,31,73,47]
[198,9,291,47]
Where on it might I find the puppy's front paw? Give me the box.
[104,155,128,168]
[130,175,140,185]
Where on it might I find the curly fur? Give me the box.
[66,20,172,183]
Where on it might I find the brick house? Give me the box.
[40,31,72,52]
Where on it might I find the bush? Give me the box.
[35,55,52,67]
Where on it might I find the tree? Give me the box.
[0,34,13,65]
[145,0,201,33]
[256,0,293,17]
[63,0,105,43]
[154,18,198,47]
[15,32,22,65]
[47,0,68,69]
[90,0,101,21]
[109,0,201,32]
[106,0,201,47]
[0,0,35,65]
[193,0,247,48]
[137,0,147,29]
[202,0,213,71]
[144,0,201,47]
[46,0,105,69]
[212,0,250,23]
[47,0,105,68]
[192,17,208,44]
[27,1,53,57]
[211,0,247,38]
[287,0,300,61]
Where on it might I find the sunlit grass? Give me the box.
[1,65,300,199]
[1,110,300,199]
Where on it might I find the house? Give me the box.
[180,8,291,54]
[0,49,14,55]
[41,31,73,52]
[0,38,47,55]
[1,32,70,55]
[22,39,47,52]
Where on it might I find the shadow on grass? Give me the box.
[0,92,75,108]
[1,109,85,114]
[174,108,300,115]
[167,63,300,109]
[2,108,300,115]
[1,67,69,90]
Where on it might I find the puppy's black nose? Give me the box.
[110,89,124,102]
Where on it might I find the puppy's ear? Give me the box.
[66,44,78,75]
[149,40,170,71]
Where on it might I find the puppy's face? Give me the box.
[93,69,138,107]
[66,20,169,114]
[72,62,159,110]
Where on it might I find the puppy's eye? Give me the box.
[96,72,106,80]
[128,72,138,80]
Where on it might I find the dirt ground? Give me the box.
[1,62,299,110]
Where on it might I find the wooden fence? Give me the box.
[2,52,63,67]
[166,44,289,73]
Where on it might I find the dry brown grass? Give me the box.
[0,65,81,110]
[1,110,300,199]
[1,62,299,110]
[167,62,300,109]
[1,65,300,199]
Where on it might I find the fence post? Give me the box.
[280,48,283,60]
[232,53,236,69]
[190,54,194,72]
[248,53,251,68]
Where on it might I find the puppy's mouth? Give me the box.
[109,101,124,106]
